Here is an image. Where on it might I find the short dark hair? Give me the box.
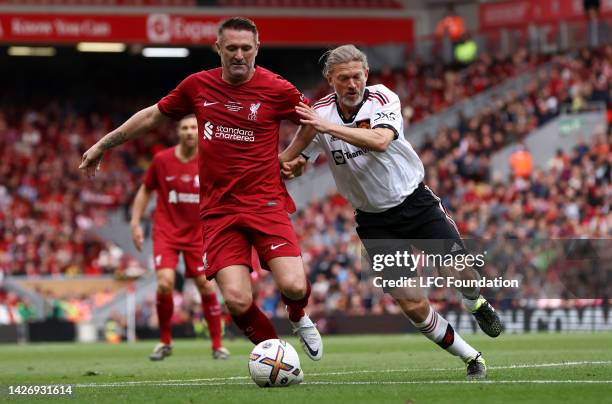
[178,114,196,126]
[217,17,258,40]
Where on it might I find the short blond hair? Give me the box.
[321,45,369,76]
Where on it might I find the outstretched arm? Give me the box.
[130,184,153,252]
[278,124,317,163]
[295,102,394,152]
[79,104,169,177]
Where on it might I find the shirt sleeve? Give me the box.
[157,75,194,121]
[142,159,158,190]
[276,77,311,125]
[370,87,402,140]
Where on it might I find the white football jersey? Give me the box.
[302,84,424,213]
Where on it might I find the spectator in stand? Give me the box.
[509,143,533,179]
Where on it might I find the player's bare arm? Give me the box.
[295,102,394,152]
[278,125,316,179]
[130,184,153,252]
[79,104,169,177]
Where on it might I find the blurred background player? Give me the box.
[130,115,229,361]
[280,45,503,379]
[79,17,323,361]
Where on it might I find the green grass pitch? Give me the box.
[1,333,611,403]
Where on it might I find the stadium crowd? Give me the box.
[0,46,609,323]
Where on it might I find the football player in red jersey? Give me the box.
[130,115,229,361]
[80,17,322,360]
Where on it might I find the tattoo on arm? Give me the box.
[100,131,130,150]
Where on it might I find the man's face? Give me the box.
[216,29,259,83]
[178,117,198,149]
[327,61,369,108]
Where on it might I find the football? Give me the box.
[248,339,304,387]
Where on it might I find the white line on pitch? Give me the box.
[74,360,612,388]
[75,380,612,388]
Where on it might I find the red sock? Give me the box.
[201,293,223,350]
[281,281,311,322]
[156,292,174,345]
[232,302,278,344]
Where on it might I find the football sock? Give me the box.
[281,281,311,322]
[232,302,278,344]
[201,292,223,350]
[412,306,478,362]
[156,292,174,345]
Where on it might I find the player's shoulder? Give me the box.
[255,66,296,90]
[151,147,175,164]
[366,84,399,105]
[312,92,337,111]
[182,68,222,84]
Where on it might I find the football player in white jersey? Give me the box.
[280,45,503,380]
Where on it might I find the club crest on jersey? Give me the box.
[193,175,199,188]
[248,102,261,121]
[356,119,371,129]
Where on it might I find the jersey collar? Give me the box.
[336,89,370,124]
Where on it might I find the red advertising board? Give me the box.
[0,13,414,45]
[480,0,612,30]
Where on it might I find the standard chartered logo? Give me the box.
[203,121,255,142]
[204,121,213,140]
[168,190,198,204]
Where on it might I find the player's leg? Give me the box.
[356,203,484,379]
[202,215,277,345]
[193,274,229,359]
[184,247,229,358]
[214,265,278,344]
[248,211,322,361]
[412,187,503,337]
[394,289,486,379]
[267,256,322,361]
[151,262,177,361]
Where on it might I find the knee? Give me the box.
[157,274,175,294]
[398,298,430,320]
[195,276,214,295]
[280,276,308,300]
[223,287,252,315]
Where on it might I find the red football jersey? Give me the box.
[157,67,307,219]
[143,147,201,247]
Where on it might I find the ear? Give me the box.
[214,41,221,56]
[254,41,260,56]
[364,68,369,82]
[326,73,333,86]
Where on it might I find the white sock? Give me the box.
[412,306,479,362]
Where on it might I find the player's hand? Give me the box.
[295,102,330,133]
[281,156,306,179]
[130,223,144,252]
[79,144,104,177]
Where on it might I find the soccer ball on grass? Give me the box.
[248,339,304,387]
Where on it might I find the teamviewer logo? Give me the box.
[204,121,213,141]
[331,150,346,165]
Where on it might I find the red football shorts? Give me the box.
[153,240,205,279]
[201,210,301,280]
